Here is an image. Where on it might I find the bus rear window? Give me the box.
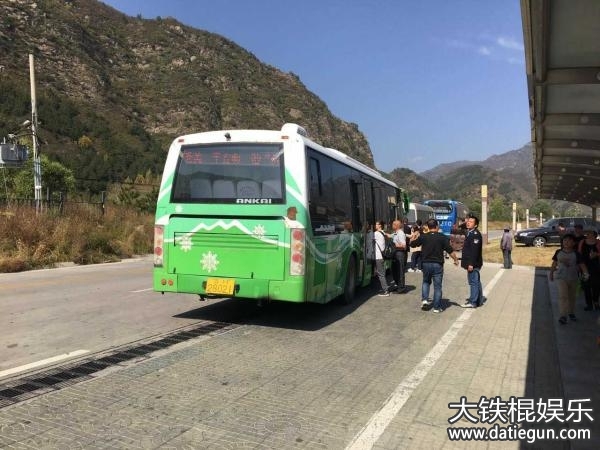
[171,143,284,203]
[427,201,452,213]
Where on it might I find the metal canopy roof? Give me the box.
[521,0,600,207]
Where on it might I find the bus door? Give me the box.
[350,179,364,284]
[308,154,331,302]
[361,179,375,285]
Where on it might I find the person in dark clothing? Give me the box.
[391,219,407,293]
[408,221,423,272]
[409,218,459,313]
[402,217,412,272]
[573,224,585,245]
[578,229,600,311]
[461,215,484,308]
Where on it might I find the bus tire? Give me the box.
[341,256,357,305]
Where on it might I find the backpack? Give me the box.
[376,231,396,259]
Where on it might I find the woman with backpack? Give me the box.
[374,220,392,296]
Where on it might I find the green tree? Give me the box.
[466,199,481,218]
[13,156,75,198]
[529,200,553,220]
[488,197,511,221]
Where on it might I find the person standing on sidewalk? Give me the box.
[573,224,585,246]
[409,218,459,313]
[374,220,391,296]
[402,217,412,274]
[391,219,407,293]
[550,234,589,324]
[500,226,513,269]
[408,221,423,272]
[461,215,484,308]
[577,229,600,311]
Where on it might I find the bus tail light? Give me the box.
[290,228,305,276]
[154,225,164,267]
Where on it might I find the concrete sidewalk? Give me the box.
[546,266,600,450]
[377,263,599,449]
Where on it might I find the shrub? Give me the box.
[0,203,153,271]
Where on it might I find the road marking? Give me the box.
[131,288,153,293]
[346,269,505,450]
[0,350,90,378]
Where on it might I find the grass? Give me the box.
[0,204,154,272]
[0,212,555,273]
[482,239,554,268]
[483,220,556,268]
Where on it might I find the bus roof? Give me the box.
[424,199,464,206]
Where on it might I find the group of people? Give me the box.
[549,224,600,325]
[373,215,484,313]
[373,218,426,296]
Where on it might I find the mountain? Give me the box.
[427,144,537,207]
[1,1,560,216]
[0,0,375,191]
[383,168,444,202]
[384,144,538,212]
[481,144,534,175]
[420,144,534,180]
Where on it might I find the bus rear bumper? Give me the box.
[154,273,305,302]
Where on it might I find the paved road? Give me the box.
[0,257,220,372]
[1,259,598,449]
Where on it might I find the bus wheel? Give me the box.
[341,256,357,305]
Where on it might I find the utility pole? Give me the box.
[512,202,517,231]
[481,184,488,244]
[30,54,42,213]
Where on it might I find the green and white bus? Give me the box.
[153,123,402,304]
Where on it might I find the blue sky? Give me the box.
[101,0,530,173]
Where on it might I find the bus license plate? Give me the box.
[205,278,235,295]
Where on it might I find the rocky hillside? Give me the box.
[3,0,561,216]
[0,0,374,191]
[421,144,534,180]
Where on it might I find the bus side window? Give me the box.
[309,157,322,197]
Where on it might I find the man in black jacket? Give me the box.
[460,215,484,308]
[410,218,459,313]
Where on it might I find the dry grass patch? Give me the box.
[0,204,153,272]
[483,239,555,268]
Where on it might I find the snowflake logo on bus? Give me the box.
[201,251,219,273]
[252,224,266,239]
[175,204,183,213]
[177,235,192,252]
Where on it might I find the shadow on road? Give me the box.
[173,282,383,331]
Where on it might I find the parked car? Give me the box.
[514,217,600,247]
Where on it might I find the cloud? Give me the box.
[506,56,523,65]
[445,39,471,50]
[496,36,524,51]
[439,34,523,65]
